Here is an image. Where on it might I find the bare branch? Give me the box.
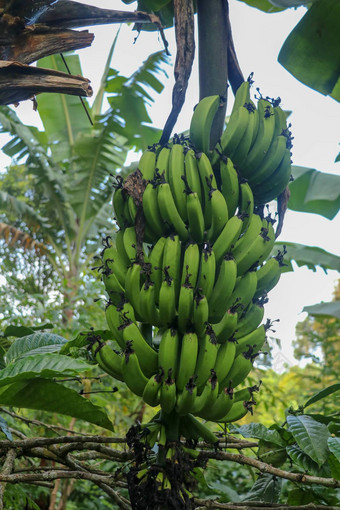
[0,449,16,510]
[197,450,340,489]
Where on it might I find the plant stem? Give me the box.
[197,0,229,147]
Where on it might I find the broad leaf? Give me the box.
[0,416,12,441]
[304,383,340,408]
[234,423,285,446]
[3,323,53,338]
[287,415,330,466]
[303,301,340,319]
[286,445,330,477]
[0,354,91,388]
[0,190,51,232]
[273,242,340,273]
[0,378,113,431]
[242,474,282,503]
[236,0,284,12]
[328,437,340,463]
[328,453,340,481]
[278,0,340,100]
[5,333,67,364]
[288,166,340,220]
[37,54,92,163]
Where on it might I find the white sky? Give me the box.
[1,0,339,367]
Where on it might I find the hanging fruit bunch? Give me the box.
[88,76,292,496]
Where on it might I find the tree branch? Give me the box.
[0,60,92,105]
[0,449,16,510]
[197,450,340,489]
[159,0,195,145]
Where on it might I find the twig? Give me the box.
[159,0,195,145]
[0,435,126,451]
[0,449,16,510]
[197,450,340,489]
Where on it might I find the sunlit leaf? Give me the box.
[273,242,340,273]
[5,333,67,364]
[288,166,340,220]
[0,354,91,387]
[287,415,330,466]
[303,301,340,319]
[286,445,330,477]
[328,437,340,463]
[304,383,340,408]
[242,474,282,503]
[0,378,114,431]
[233,422,285,446]
[278,0,340,100]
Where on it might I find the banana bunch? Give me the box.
[203,77,294,205]
[91,89,289,445]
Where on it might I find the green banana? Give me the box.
[238,180,254,232]
[219,400,251,423]
[242,99,276,174]
[220,157,240,218]
[212,214,243,265]
[197,152,217,228]
[183,414,219,445]
[176,376,198,415]
[125,262,144,321]
[158,270,177,326]
[121,319,158,377]
[206,186,229,242]
[235,226,276,276]
[139,278,161,327]
[156,145,171,181]
[168,142,187,221]
[138,147,157,180]
[112,184,128,229]
[208,255,237,322]
[148,236,167,304]
[186,190,205,243]
[231,213,263,261]
[234,302,264,339]
[105,301,128,349]
[180,242,200,288]
[160,369,177,414]
[162,234,181,300]
[192,370,219,415]
[121,343,149,397]
[214,339,236,386]
[176,331,199,391]
[203,386,233,422]
[142,369,164,407]
[184,149,202,203]
[235,324,267,357]
[231,78,252,113]
[177,279,194,334]
[247,134,287,187]
[194,329,219,388]
[231,103,256,167]
[193,292,209,338]
[123,226,138,262]
[197,243,216,300]
[212,307,239,344]
[92,341,124,382]
[158,328,180,379]
[254,253,284,298]
[157,179,189,242]
[143,181,167,238]
[189,94,221,153]
[253,149,292,204]
[221,349,254,389]
[219,105,253,158]
[223,270,258,313]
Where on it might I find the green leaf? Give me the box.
[233,423,285,446]
[5,333,67,364]
[0,354,91,388]
[0,416,12,441]
[0,378,113,431]
[37,54,91,163]
[304,383,340,408]
[3,323,53,338]
[288,166,340,220]
[287,415,330,466]
[286,445,330,476]
[303,301,340,319]
[242,474,282,503]
[287,487,318,505]
[328,437,340,463]
[60,329,114,355]
[273,242,340,273]
[328,453,340,480]
[236,0,285,13]
[335,152,340,163]
[278,0,340,100]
